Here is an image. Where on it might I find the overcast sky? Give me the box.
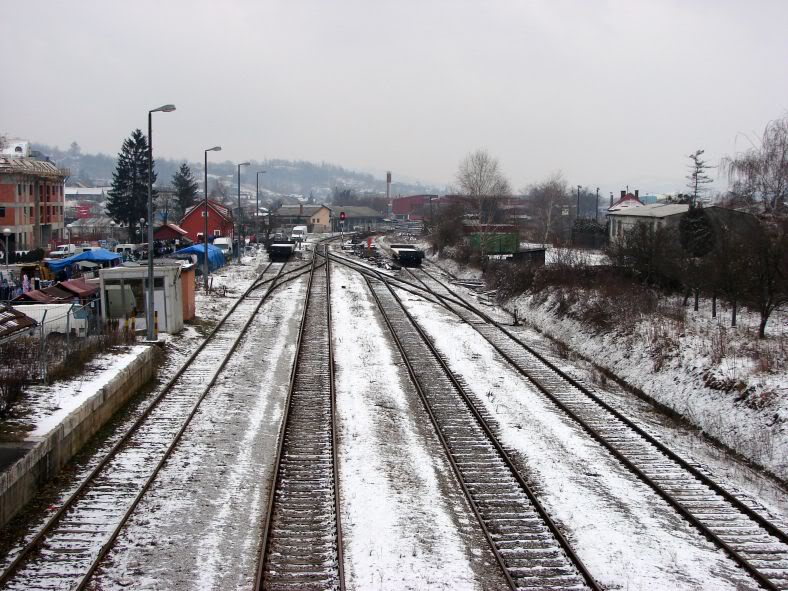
[3,0,787,195]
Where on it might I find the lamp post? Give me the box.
[577,185,582,220]
[203,146,222,291]
[109,220,115,245]
[237,161,250,263]
[595,187,600,223]
[66,223,73,246]
[256,170,266,243]
[3,228,10,272]
[146,104,176,341]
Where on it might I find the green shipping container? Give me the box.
[468,232,519,254]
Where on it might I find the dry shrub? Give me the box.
[709,325,729,365]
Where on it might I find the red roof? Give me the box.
[13,288,71,304]
[154,222,190,240]
[59,279,98,298]
[0,304,37,343]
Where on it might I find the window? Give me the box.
[46,185,51,197]
[17,184,21,196]
[213,229,220,236]
[0,206,5,217]
[28,185,33,195]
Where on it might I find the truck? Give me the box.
[213,237,232,258]
[291,225,308,243]
[48,244,77,259]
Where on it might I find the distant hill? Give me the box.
[32,141,438,200]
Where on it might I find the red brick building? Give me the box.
[1,142,68,253]
[179,200,234,243]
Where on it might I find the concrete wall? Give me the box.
[0,345,157,527]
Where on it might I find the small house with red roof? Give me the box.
[179,200,234,244]
[154,222,191,243]
[608,189,644,212]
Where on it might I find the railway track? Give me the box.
[406,265,788,591]
[256,248,344,591]
[363,274,599,590]
[0,260,303,591]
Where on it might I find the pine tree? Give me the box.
[107,129,156,241]
[172,163,199,221]
[686,149,714,208]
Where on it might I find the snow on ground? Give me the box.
[512,289,788,481]
[91,277,305,590]
[399,288,760,590]
[18,345,148,440]
[332,265,508,590]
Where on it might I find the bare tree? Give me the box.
[720,115,788,213]
[456,149,511,223]
[524,173,571,245]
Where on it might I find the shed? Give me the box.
[99,263,185,333]
[0,304,36,345]
[154,222,190,242]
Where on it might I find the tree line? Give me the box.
[429,114,788,337]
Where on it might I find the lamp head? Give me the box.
[152,104,176,113]
[206,146,222,152]
[2,228,10,236]
[240,161,250,167]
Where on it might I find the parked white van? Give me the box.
[114,244,143,260]
[291,226,308,242]
[213,237,232,256]
[49,244,77,259]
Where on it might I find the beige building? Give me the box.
[275,204,332,232]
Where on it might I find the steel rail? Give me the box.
[255,248,344,590]
[325,247,346,590]
[363,274,601,591]
[417,264,788,543]
[410,265,787,591]
[72,261,294,590]
[0,260,276,586]
[0,262,308,589]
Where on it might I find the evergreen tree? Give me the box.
[686,149,714,207]
[172,163,199,221]
[107,129,156,241]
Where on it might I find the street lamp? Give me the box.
[204,146,222,291]
[256,170,266,243]
[146,103,176,342]
[66,223,73,246]
[237,161,250,263]
[3,228,10,272]
[109,220,115,245]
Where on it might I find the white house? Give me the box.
[607,203,689,243]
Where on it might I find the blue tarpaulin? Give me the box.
[47,248,122,272]
[175,244,225,272]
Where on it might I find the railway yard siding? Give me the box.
[0,345,157,527]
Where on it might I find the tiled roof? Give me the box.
[0,156,68,179]
[0,304,37,344]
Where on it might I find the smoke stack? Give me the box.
[620,190,626,199]
[610,193,614,207]
[299,203,303,215]
[635,189,639,199]
[386,171,392,217]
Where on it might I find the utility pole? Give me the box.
[595,187,599,223]
[576,185,581,220]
